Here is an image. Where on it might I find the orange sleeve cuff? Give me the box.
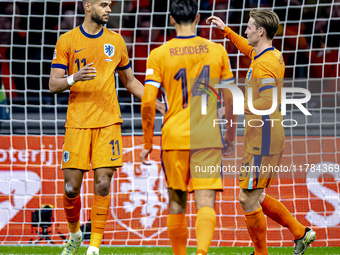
[222,26,232,38]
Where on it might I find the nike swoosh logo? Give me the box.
[74,48,85,53]
[97,213,106,215]
[239,180,244,182]
[111,157,120,161]
[303,233,310,244]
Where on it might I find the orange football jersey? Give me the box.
[223,26,285,156]
[144,35,234,150]
[244,47,285,155]
[51,25,130,128]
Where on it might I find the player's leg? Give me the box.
[240,188,268,255]
[163,150,190,255]
[256,152,315,254]
[86,167,115,255]
[239,153,269,255]
[61,127,92,255]
[259,193,316,255]
[190,148,223,255]
[62,169,84,255]
[63,169,84,233]
[260,192,305,239]
[256,152,316,254]
[167,188,189,255]
[87,124,123,255]
[194,190,216,255]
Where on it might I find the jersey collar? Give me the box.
[175,35,196,39]
[254,46,274,60]
[79,25,103,39]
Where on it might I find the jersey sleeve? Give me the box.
[116,35,131,70]
[223,26,254,60]
[142,49,162,150]
[51,34,69,70]
[144,49,162,89]
[244,60,279,114]
[256,60,280,92]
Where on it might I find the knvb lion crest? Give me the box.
[104,43,115,58]
[111,145,168,240]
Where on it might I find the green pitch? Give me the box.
[0,246,339,255]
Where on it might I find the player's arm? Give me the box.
[49,63,97,94]
[244,63,276,114]
[221,84,238,156]
[206,16,254,59]
[219,49,237,155]
[117,67,165,115]
[244,86,274,114]
[140,84,158,164]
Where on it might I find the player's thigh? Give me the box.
[92,124,123,169]
[189,148,223,192]
[239,152,283,190]
[62,128,92,170]
[162,150,190,191]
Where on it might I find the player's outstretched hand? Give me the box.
[223,138,235,156]
[206,16,226,31]
[74,63,97,81]
[140,148,152,165]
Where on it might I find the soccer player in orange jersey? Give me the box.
[140,1,237,255]
[207,9,316,255]
[49,1,165,254]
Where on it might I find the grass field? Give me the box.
[0,246,339,255]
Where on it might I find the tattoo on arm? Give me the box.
[142,106,154,130]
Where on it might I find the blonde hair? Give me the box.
[250,9,280,40]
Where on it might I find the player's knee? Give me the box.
[195,200,214,210]
[239,192,250,209]
[239,193,260,212]
[168,200,186,214]
[95,176,111,196]
[259,193,266,204]
[194,190,215,210]
[64,182,81,198]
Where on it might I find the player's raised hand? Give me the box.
[206,16,226,31]
[74,63,97,81]
[140,148,152,165]
[223,138,235,156]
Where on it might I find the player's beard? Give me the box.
[91,12,108,25]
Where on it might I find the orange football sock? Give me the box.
[63,194,81,233]
[195,207,216,255]
[245,207,268,255]
[261,195,305,239]
[90,194,110,248]
[167,214,188,255]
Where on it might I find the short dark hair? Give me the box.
[250,9,280,40]
[170,0,198,25]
